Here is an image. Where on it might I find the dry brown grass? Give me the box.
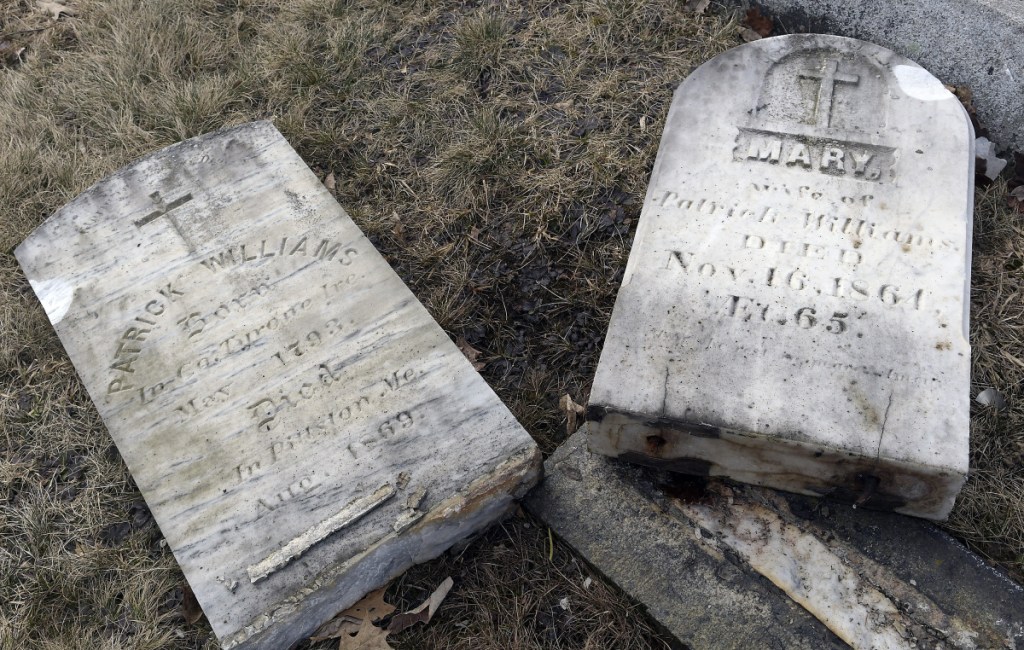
[946,177,1024,577]
[0,0,1021,647]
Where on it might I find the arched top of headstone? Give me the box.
[754,46,889,136]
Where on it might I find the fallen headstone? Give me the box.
[588,34,974,520]
[15,122,541,649]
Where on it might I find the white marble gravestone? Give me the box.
[15,122,541,649]
[588,35,973,520]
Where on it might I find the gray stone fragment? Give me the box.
[525,431,846,650]
[526,430,1024,649]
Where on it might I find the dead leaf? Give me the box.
[457,337,486,371]
[743,7,773,37]
[37,1,75,19]
[181,583,203,625]
[323,172,336,194]
[738,27,762,42]
[684,0,711,13]
[1009,185,1024,213]
[387,577,454,634]
[950,85,976,116]
[559,394,586,435]
[312,587,397,643]
[339,618,394,650]
[341,587,396,624]
[310,616,362,642]
[975,137,1006,182]
[976,388,1008,411]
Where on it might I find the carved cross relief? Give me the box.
[798,58,860,129]
[134,190,195,250]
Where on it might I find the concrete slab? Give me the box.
[526,429,1024,649]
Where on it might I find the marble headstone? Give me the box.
[588,35,973,520]
[15,122,541,649]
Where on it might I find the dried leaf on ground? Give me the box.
[976,388,1008,411]
[743,7,772,37]
[457,337,486,371]
[1008,186,1024,213]
[340,587,396,624]
[323,172,336,194]
[738,27,762,42]
[949,84,978,120]
[312,587,396,642]
[975,137,1006,182]
[560,394,586,435]
[387,576,454,634]
[181,583,203,625]
[36,1,75,19]
[1010,152,1024,188]
[339,618,394,650]
[684,0,711,14]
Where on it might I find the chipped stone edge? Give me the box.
[532,429,1023,649]
[222,446,542,650]
[669,484,997,649]
[246,483,397,584]
[587,408,967,520]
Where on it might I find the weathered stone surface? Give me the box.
[732,0,1024,153]
[15,122,541,649]
[588,34,973,520]
[526,430,1024,649]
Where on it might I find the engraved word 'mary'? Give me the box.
[16,122,541,649]
[587,35,973,520]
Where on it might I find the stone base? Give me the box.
[526,429,1024,650]
[588,408,966,520]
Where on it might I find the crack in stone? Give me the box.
[875,390,894,461]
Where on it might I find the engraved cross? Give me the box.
[799,59,859,129]
[134,190,195,250]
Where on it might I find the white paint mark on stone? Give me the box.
[679,499,913,650]
[29,277,74,325]
[893,65,953,101]
[247,483,396,584]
